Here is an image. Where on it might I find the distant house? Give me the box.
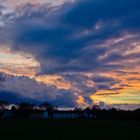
[1,109,94,119]
[2,110,16,118]
[53,111,79,119]
[44,111,49,118]
[29,111,48,119]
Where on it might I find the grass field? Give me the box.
[0,119,139,140]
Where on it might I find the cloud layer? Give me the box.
[0,0,140,108]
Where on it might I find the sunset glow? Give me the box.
[0,0,140,109]
[0,46,40,77]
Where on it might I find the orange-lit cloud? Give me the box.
[90,70,140,105]
[36,75,72,90]
[0,45,40,77]
[76,95,86,106]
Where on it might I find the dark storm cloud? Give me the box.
[93,76,117,83]
[61,73,121,98]
[0,0,140,74]
[0,90,39,104]
[63,0,140,29]
[91,75,121,91]
[0,72,77,107]
[62,73,96,94]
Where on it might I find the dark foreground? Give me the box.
[0,119,140,140]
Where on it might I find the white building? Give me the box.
[53,111,79,119]
[2,110,16,118]
[29,111,48,119]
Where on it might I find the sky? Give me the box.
[0,0,140,109]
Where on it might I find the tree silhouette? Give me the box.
[74,107,83,112]
[11,105,17,112]
[17,102,34,118]
[92,104,100,111]
[41,102,57,111]
[18,102,33,111]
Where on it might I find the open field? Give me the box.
[0,119,140,140]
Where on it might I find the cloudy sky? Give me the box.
[0,0,140,109]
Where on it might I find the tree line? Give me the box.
[0,100,140,120]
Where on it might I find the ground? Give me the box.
[0,119,139,140]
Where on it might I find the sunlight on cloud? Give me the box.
[76,95,86,106]
[90,91,140,105]
[0,45,40,77]
[125,45,140,54]
[36,75,72,90]
[90,70,140,105]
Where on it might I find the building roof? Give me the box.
[53,110,77,114]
